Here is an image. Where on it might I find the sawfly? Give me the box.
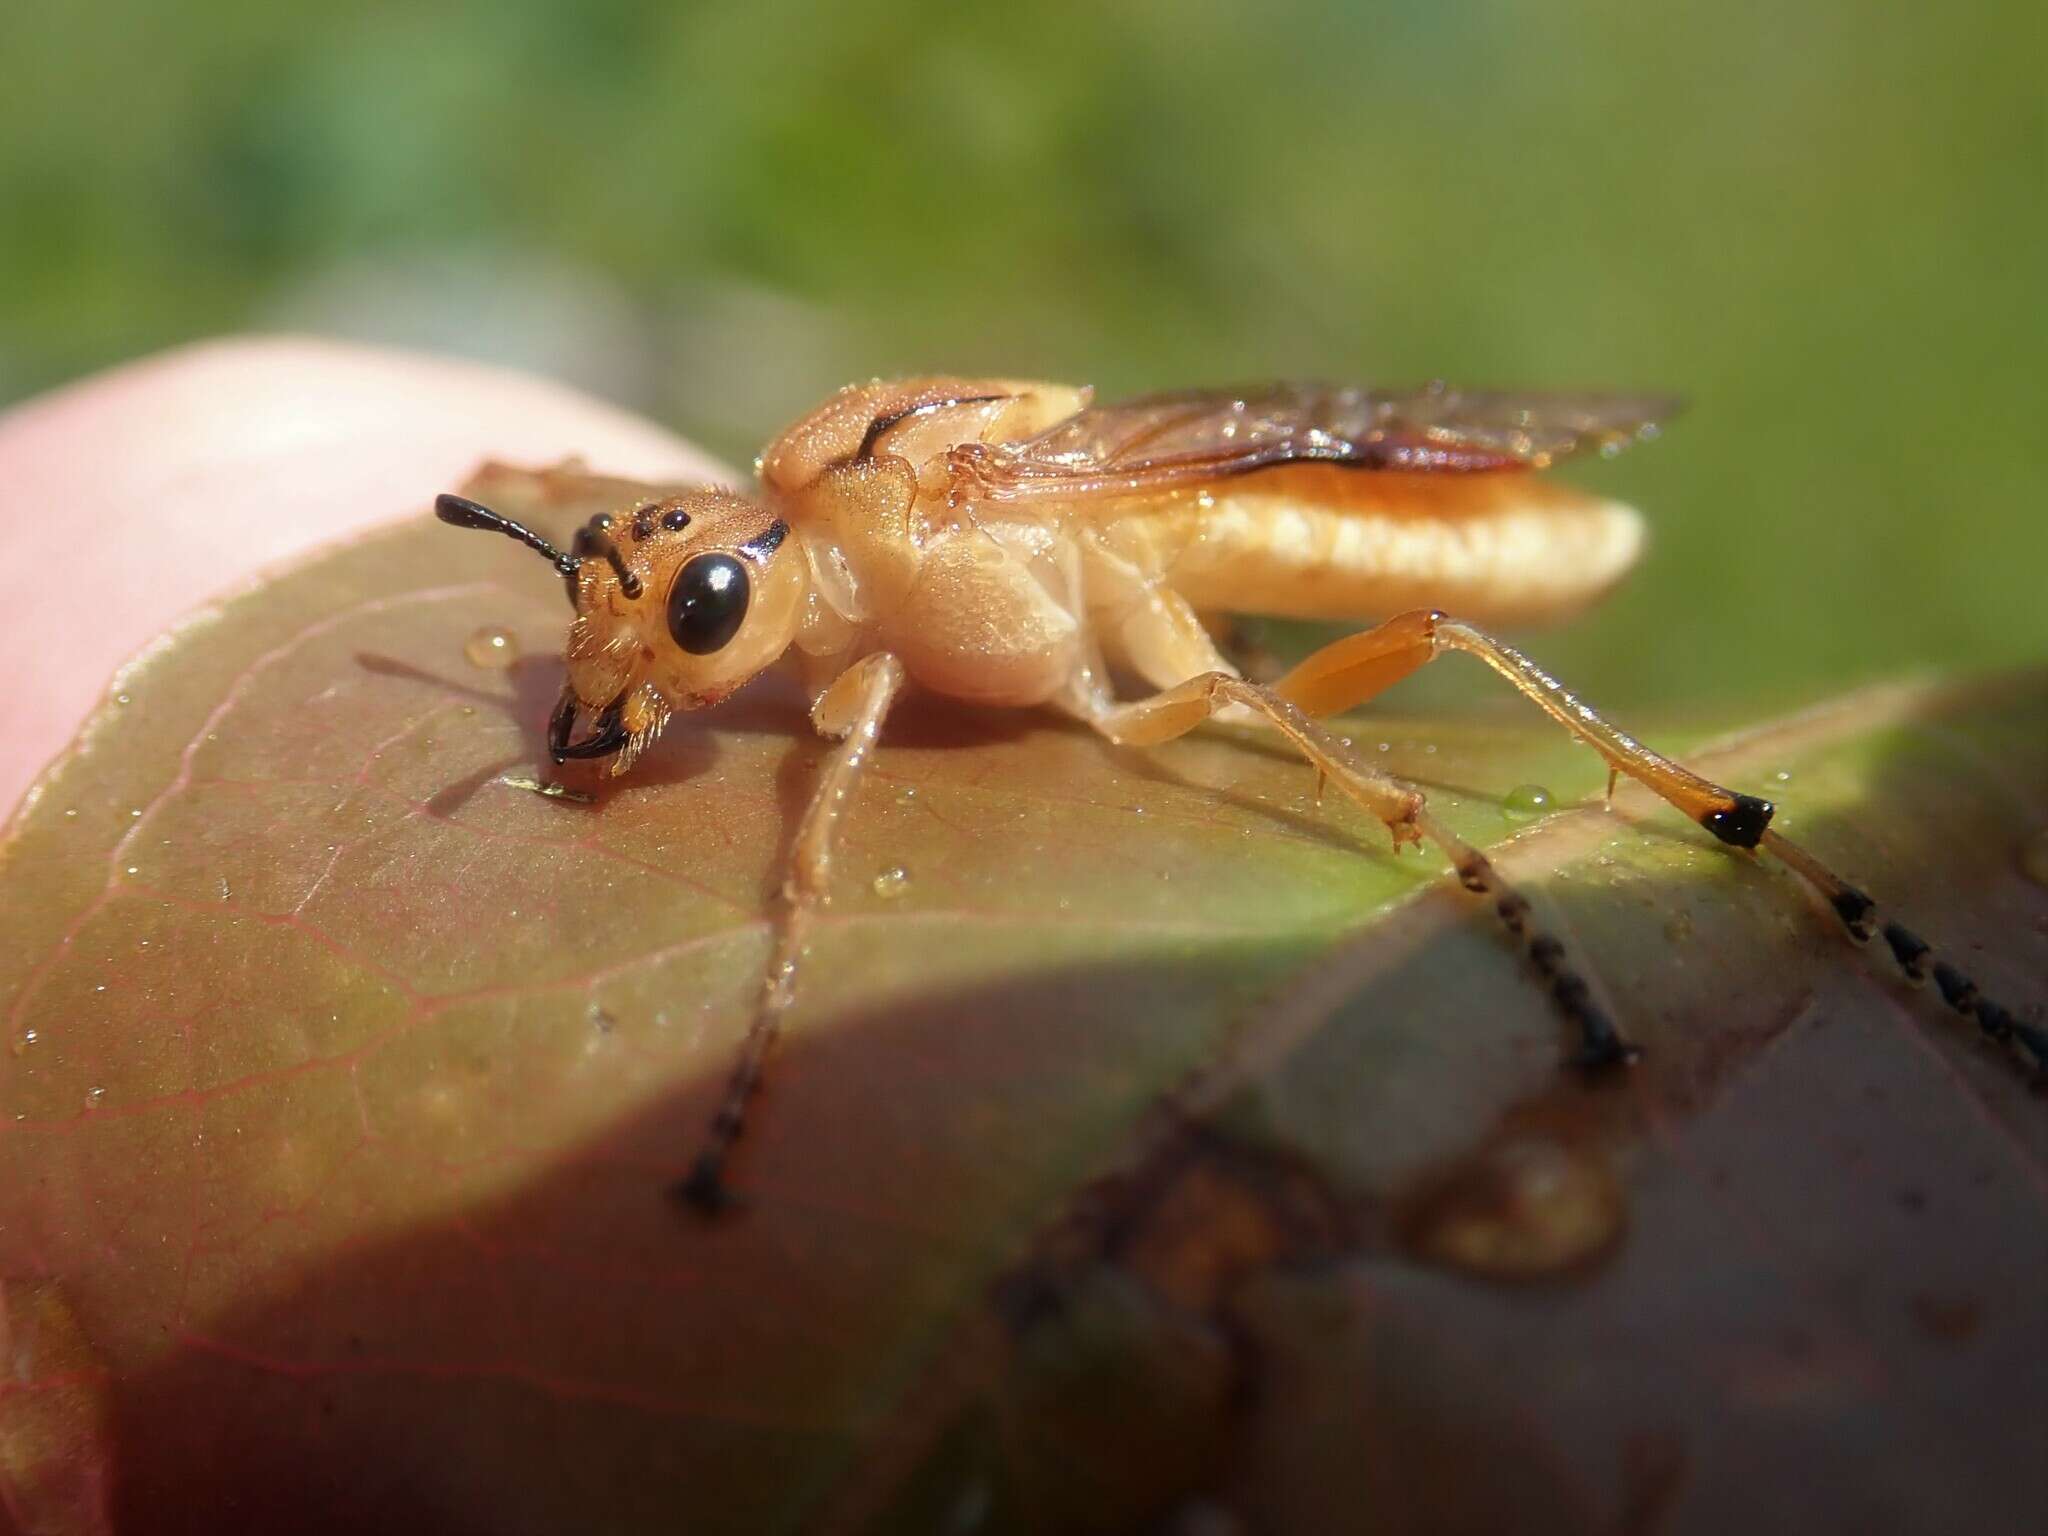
[435,378,2042,1210]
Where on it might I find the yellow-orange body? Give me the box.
[564,377,1646,765]
[441,373,2031,1211]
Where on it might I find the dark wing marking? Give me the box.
[947,382,1679,506]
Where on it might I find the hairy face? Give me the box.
[563,487,805,709]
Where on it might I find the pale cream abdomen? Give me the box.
[1093,467,1645,626]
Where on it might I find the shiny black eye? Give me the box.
[666,553,749,654]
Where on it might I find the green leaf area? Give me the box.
[3,467,2044,1535]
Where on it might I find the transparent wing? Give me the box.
[949,382,1680,506]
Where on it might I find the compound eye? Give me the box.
[667,553,750,655]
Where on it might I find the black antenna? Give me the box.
[572,519,643,599]
[435,494,578,582]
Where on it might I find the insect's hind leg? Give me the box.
[1762,828,2048,1076]
[1273,609,2045,1078]
[1273,610,1774,846]
[1090,673,1635,1069]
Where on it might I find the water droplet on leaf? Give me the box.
[1403,1134,1626,1279]
[464,626,518,669]
[1502,784,1555,822]
[872,865,910,899]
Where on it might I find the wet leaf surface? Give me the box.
[2,467,2044,1535]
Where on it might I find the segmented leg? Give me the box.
[675,651,907,1214]
[1091,672,1635,1068]
[1272,608,2043,1076]
[1763,829,2047,1074]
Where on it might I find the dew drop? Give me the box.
[1403,1134,1626,1279]
[464,626,519,669]
[124,866,139,877]
[63,809,77,819]
[114,692,132,706]
[895,785,918,804]
[1773,768,1792,783]
[871,865,911,899]
[2021,827,2048,888]
[84,1087,105,1110]
[1502,783,1555,822]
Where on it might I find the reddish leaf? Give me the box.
[2,467,2043,1534]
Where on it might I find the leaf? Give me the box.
[2,466,2043,1535]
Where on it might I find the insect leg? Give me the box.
[1274,609,2042,1075]
[1278,612,1772,843]
[1091,673,1633,1068]
[675,651,908,1215]
[1761,828,2047,1073]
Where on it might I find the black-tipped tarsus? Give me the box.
[1829,884,1878,942]
[673,1154,739,1217]
[1932,961,1979,1013]
[1700,792,1775,849]
[1883,922,1931,980]
[1461,849,1637,1072]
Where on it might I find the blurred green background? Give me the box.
[5,0,2043,708]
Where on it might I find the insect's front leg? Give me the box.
[1271,609,2046,1076]
[1090,673,1635,1069]
[675,650,907,1215]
